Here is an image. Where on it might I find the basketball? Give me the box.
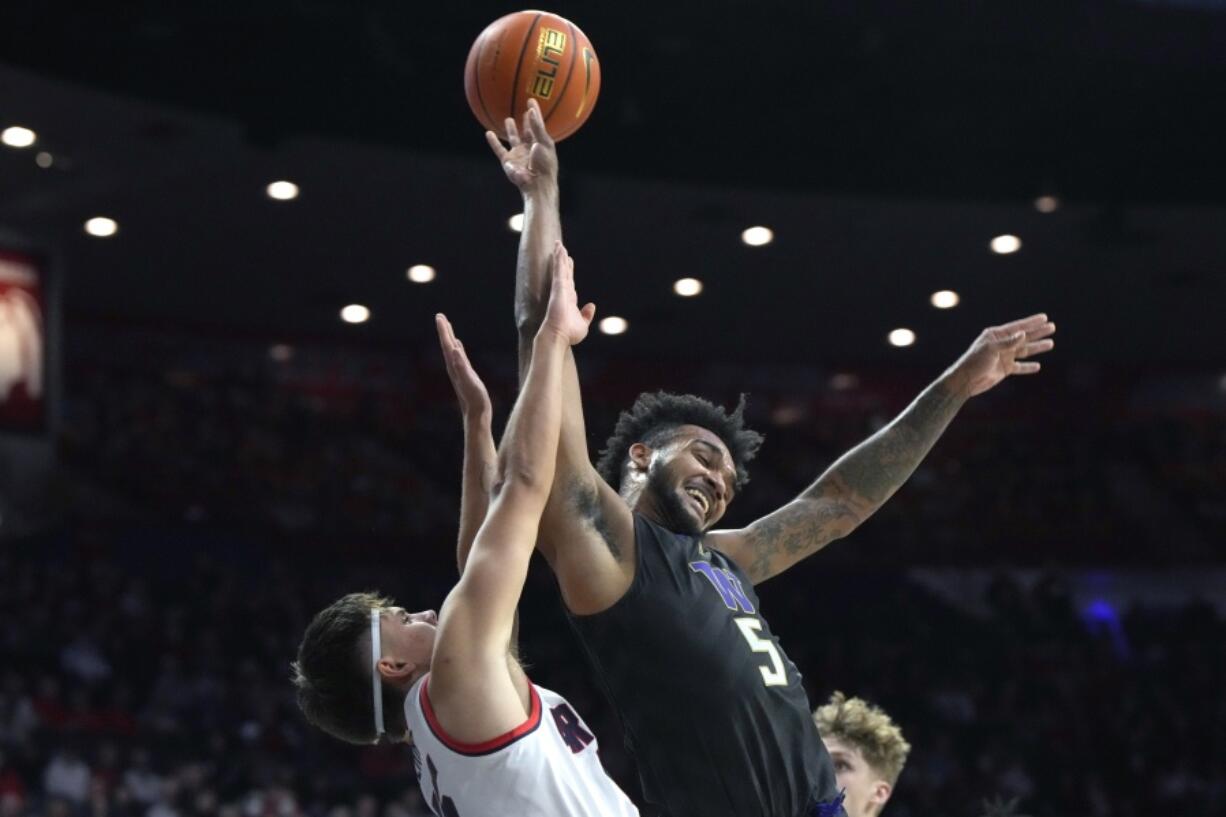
[464,10,601,143]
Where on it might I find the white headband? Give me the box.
[370,608,385,742]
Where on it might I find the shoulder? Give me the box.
[700,527,754,572]
[542,483,639,615]
[422,663,542,752]
[419,677,547,758]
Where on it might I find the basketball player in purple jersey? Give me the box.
[486,99,1055,817]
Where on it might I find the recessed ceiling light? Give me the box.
[407,264,436,284]
[508,213,524,233]
[341,304,371,324]
[269,344,294,362]
[266,180,299,201]
[930,290,960,309]
[84,217,118,238]
[599,316,628,335]
[990,234,1022,255]
[888,328,916,347]
[1,127,36,148]
[673,277,703,297]
[1034,195,1060,214]
[741,226,774,247]
[35,151,53,168]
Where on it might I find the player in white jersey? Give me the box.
[292,243,637,817]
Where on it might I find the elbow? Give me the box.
[805,495,866,541]
[515,302,546,338]
[495,461,551,498]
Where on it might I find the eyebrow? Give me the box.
[692,440,727,458]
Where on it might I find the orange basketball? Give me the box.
[464,10,601,143]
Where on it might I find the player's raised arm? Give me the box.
[435,313,497,575]
[487,100,637,615]
[436,314,526,653]
[427,243,594,735]
[707,314,1057,584]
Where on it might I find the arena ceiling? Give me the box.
[1,1,1224,369]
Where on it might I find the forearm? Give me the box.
[515,186,561,379]
[499,330,568,499]
[731,370,969,582]
[456,411,497,575]
[805,369,969,515]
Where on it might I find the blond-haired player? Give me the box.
[813,692,911,817]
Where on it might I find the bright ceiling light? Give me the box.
[84,217,118,238]
[407,264,436,284]
[1,127,36,148]
[340,304,371,324]
[508,213,524,232]
[673,277,703,297]
[930,290,960,309]
[599,316,628,335]
[1034,195,1060,214]
[266,181,299,201]
[990,234,1022,255]
[741,226,774,247]
[888,328,916,347]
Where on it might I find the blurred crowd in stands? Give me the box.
[3,541,1223,817]
[2,323,1224,817]
[50,324,1226,566]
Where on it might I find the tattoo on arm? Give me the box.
[826,376,964,506]
[742,485,860,582]
[569,479,622,561]
[740,376,966,582]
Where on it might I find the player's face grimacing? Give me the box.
[377,606,439,673]
[823,737,891,817]
[644,425,738,535]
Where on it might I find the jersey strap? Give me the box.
[420,676,543,756]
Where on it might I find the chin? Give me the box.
[675,497,706,535]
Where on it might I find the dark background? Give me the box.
[1,2,1224,817]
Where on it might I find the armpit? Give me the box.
[568,479,623,561]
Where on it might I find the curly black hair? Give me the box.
[595,391,764,490]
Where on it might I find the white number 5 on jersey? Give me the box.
[734,617,788,687]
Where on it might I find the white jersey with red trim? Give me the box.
[404,675,638,817]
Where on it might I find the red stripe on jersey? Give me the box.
[421,676,543,756]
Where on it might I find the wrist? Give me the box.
[463,409,492,428]
[533,322,570,347]
[937,365,974,401]
[522,182,559,205]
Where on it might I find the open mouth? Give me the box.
[684,487,711,518]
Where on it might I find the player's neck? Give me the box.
[631,490,669,530]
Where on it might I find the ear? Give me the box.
[869,780,892,812]
[628,442,652,473]
[377,657,416,683]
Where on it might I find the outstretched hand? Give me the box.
[484,98,558,194]
[542,241,595,345]
[951,313,1057,397]
[435,313,492,419]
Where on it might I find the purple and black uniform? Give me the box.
[569,514,846,817]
